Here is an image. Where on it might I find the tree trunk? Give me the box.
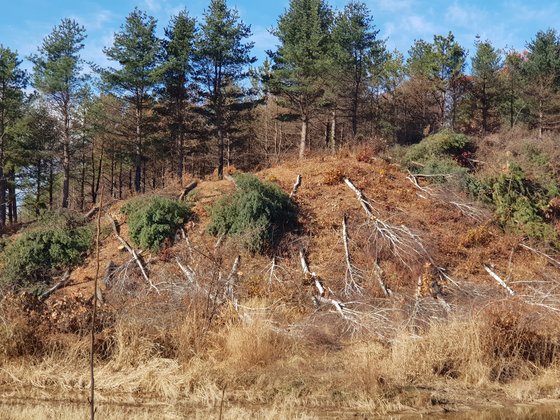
[538,98,543,140]
[351,85,359,138]
[217,127,225,180]
[481,81,488,133]
[177,127,184,186]
[142,160,146,193]
[62,100,71,209]
[36,160,42,216]
[134,106,142,193]
[118,160,123,199]
[110,153,115,198]
[0,163,5,227]
[93,144,104,203]
[299,117,308,160]
[8,168,16,224]
[48,158,54,210]
[329,109,336,154]
[79,151,86,211]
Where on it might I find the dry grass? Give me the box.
[2,148,560,416]
[2,293,560,417]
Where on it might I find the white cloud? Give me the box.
[144,0,163,13]
[250,27,277,52]
[445,3,481,27]
[373,0,414,13]
[405,15,437,36]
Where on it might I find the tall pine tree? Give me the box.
[101,8,161,193]
[194,0,255,179]
[30,19,87,208]
[0,46,27,226]
[268,0,333,159]
[471,39,502,132]
[161,10,196,183]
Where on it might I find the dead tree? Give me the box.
[484,264,515,296]
[106,215,158,293]
[344,177,428,269]
[299,250,346,317]
[342,215,363,295]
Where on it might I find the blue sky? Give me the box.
[1,0,559,72]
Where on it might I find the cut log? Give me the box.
[178,180,198,201]
[290,175,302,198]
[85,206,99,219]
[39,271,71,301]
[520,243,560,268]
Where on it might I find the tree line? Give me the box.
[1,0,560,228]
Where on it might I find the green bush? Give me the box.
[207,173,297,253]
[475,164,559,245]
[405,129,474,163]
[121,196,191,252]
[0,211,93,289]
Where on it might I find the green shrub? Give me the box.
[475,164,559,245]
[207,173,297,253]
[420,157,470,184]
[0,211,93,289]
[405,129,474,163]
[121,196,191,252]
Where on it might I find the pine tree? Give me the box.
[471,39,502,132]
[194,0,255,180]
[161,10,196,183]
[522,29,560,139]
[101,8,161,193]
[267,0,333,159]
[0,46,27,227]
[30,18,87,209]
[407,32,466,130]
[331,1,383,140]
[502,50,525,128]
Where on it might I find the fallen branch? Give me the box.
[214,233,225,250]
[106,215,159,293]
[39,271,71,301]
[342,215,363,295]
[224,256,241,301]
[178,180,198,201]
[266,256,280,285]
[344,177,428,269]
[225,174,237,187]
[407,171,486,221]
[521,243,560,268]
[102,261,118,289]
[299,250,345,317]
[484,264,515,296]
[290,174,302,198]
[373,260,392,297]
[175,257,198,288]
[84,206,99,219]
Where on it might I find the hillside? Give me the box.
[1,152,560,418]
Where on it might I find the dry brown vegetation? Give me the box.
[1,152,560,417]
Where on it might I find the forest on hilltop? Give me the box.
[0,0,559,227]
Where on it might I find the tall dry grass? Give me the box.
[1,292,560,417]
